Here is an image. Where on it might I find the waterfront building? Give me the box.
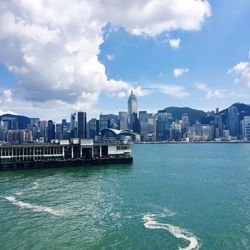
[99,114,109,131]
[242,116,250,141]
[0,139,132,169]
[61,119,70,139]
[119,112,129,130]
[108,114,120,129]
[88,118,99,139]
[47,120,55,143]
[70,113,77,138]
[181,114,190,129]
[38,120,47,142]
[128,90,138,132]
[227,106,239,137]
[56,124,62,140]
[156,111,171,141]
[101,128,136,142]
[128,90,138,115]
[223,130,231,140]
[31,124,40,141]
[1,117,18,130]
[30,118,40,126]
[214,113,223,138]
[7,130,25,144]
[202,125,214,141]
[0,122,5,142]
[139,111,156,141]
[170,122,182,141]
[77,112,87,139]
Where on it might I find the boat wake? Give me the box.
[4,196,63,216]
[143,214,199,250]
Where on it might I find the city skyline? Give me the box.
[1,89,250,144]
[0,0,250,121]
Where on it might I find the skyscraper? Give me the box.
[77,112,87,139]
[128,90,138,132]
[119,112,129,130]
[227,106,239,137]
[156,111,171,141]
[128,90,138,115]
[47,120,55,142]
[88,118,99,139]
[242,116,250,140]
[70,113,77,138]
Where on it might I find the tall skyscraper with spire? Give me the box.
[128,90,138,115]
[128,90,139,132]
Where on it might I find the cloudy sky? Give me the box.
[0,0,249,121]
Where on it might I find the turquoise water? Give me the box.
[0,144,250,250]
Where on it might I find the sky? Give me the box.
[0,0,250,121]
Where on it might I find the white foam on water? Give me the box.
[143,214,199,250]
[161,208,177,217]
[15,192,23,196]
[4,196,63,216]
[31,182,39,189]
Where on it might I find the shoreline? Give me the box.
[136,141,250,145]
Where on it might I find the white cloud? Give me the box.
[129,87,151,97]
[154,84,189,97]
[228,61,250,87]
[97,0,211,36]
[169,38,181,49]
[106,54,115,61]
[0,0,211,116]
[173,68,189,77]
[196,83,225,98]
[0,89,13,104]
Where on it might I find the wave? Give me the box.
[31,181,39,190]
[4,196,63,216]
[15,192,23,196]
[143,214,199,250]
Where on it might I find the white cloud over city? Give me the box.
[195,83,225,99]
[228,61,250,87]
[173,68,190,77]
[0,0,211,117]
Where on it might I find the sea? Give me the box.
[0,144,250,250]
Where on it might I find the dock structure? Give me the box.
[0,139,133,170]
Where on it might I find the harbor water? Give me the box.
[0,144,250,249]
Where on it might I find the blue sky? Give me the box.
[0,0,249,120]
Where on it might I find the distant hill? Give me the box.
[161,107,206,124]
[0,114,30,129]
[220,103,250,119]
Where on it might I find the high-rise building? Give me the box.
[128,90,138,132]
[128,90,138,115]
[39,120,47,142]
[7,130,25,144]
[170,122,182,141]
[77,112,87,139]
[61,119,70,139]
[99,114,109,131]
[214,113,223,138]
[242,116,250,140]
[30,118,40,126]
[227,106,239,137]
[156,111,171,141]
[139,111,156,141]
[181,114,189,129]
[88,118,99,139]
[119,112,129,130]
[70,113,77,138]
[47,120,55,142]
[55,124,62,140]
